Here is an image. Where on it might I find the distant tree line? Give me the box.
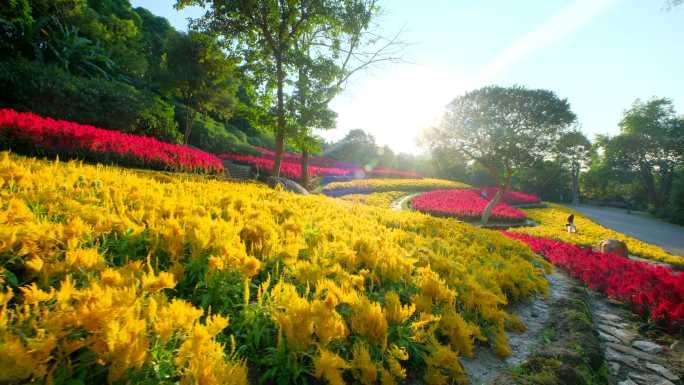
[417,86,684,225]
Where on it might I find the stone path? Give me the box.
[390,193,419,211]
[461,271,574,384]
[588,291,682,385]
[568,204,684,257]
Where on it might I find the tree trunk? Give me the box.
[184,108,195,145]
[571,161,580,204]
[640,162,658,208]
[658,164,674,209]
[481,170,511,224]
[272,56,285,177]
[301,148,309,188]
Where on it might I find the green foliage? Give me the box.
[512,160,570,202]
[0,58,180,143]
[178,0,395,176]
[162,31,238,143]
[325,129,378,167]
[583,98,684,218]
[175,107,258,155]
[424,85,577,187]
[667,167,684,225]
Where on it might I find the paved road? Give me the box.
[568,204,684,257]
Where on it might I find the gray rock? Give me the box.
[632,340,663,354]
[606,348,640,370]
[606,342,664,363]
[598,324,637,344]
[617,380,638,385]
[600,239,629,258]
[265,176,309,195]
[608,361,621,375]
[645,363,680,381]
[628,371,675,385]
[598,331,620,343]
[596,310,623,322]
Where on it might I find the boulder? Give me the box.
[599,239,629,258]
[265,176,309,195]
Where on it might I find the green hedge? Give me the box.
[0,58,181,144]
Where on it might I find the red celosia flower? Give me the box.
[503,232,684,328]
[411,189,527,222]
[0,109,223,174]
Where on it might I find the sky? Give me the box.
[132,0,684,154]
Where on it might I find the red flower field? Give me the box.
[219,153,353,180]
[504,232,684,327]
[478,188,541,205]
[411,189,527,223]
[0,109,223,174]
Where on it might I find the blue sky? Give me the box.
[131,0,684,154]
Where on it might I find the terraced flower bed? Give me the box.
[0,109,223,174]
[322,178,469,197]
[340,191,406,208]
[477,188,541,206]
[509,204,684,267]
[0,153,548,385]
[504,232,684,328]
[411,189,528,223]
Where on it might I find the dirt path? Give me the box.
[390,193,419,211]
[461,271,575,384]
[568,204,684,257]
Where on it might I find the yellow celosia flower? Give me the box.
[24,256,43,272]
[175,323,248,385]
[438,309,481,358]
[65,248,104,270]
[102,317,148,381]
[351,297,388,349]
[0,289,13,306]
[323,178,470,194]
[142,270,176,293]
[101,268,124,286]
[0,335,37,382]
[350,343,377,385]
[314,348,350,385]
[20,283,53,304]
[384,292,415,325]
[341,191,407,208]
[423,342,467,385]
[0,152,554,384]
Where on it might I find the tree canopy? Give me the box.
[423,85,577,222]
[177,0,401,177]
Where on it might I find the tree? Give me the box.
[324,129,378,167]
[288,41,338,188]
[422,85,577,223]
[176,0,402,177]
[162,31,237,144]
[556,130,592,204]
[601,98,684,210]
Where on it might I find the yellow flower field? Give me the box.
[0,153,548,385]
[509,204,684,267]
[340,191,406,208]
[322,178,470,195]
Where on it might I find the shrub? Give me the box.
[176,107,258,155]
[0,58,181,143]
